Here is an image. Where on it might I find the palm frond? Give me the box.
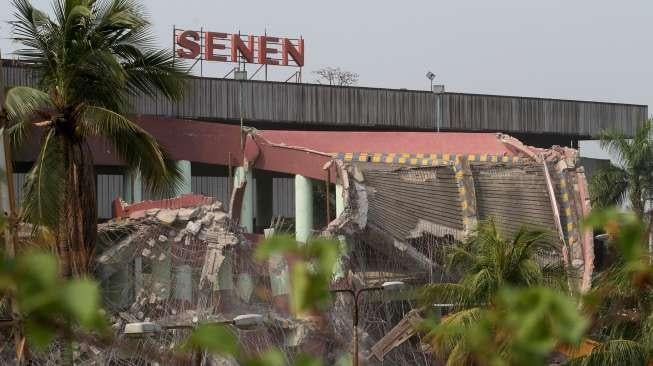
[81,106,182,196]
[10,0,58,68]
[21,129,66,229]
[589,164,628,210]
[597,129,632,165]
[566,340,646,366]
[122,49,186,100]
[427,307,485,359]
[3,86,52,148]
[420,283,469,307]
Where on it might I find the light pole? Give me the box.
[124,313,264,366]
[331,281,405,366]
[426,71,435,92]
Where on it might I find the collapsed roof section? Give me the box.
[325,134,594,292]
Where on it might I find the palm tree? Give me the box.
[2,0,185,277]
[589,120,653,219]
[568,210,653,366]
[420,220,567,365]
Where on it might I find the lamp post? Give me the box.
[331,281,405,366]
[425,71,435,92]
[123,313,264,366]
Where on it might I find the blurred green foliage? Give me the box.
[0,250,108,349]
[255,234,339,314]
[424,286,587,366]
[420,220,586,365]
[6,211,653,365]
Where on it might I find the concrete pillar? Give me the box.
[101,266,132,310]
[213,254,235,312]
[234,166,254,233]
[215,255,234,291]
[152,242,171,301]
[335,184,345,217]
[176,160,192,196]
[173,264,193,303]
[256,171,274,231]
[236,273,254,303]
[334,184,348,281]
[295,175,313,243]
[123,170,142,203]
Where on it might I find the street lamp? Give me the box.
[123,313,264,365]
[331,281,406,366]
[426,71,436,91]
[123,313,264,335]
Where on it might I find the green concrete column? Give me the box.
[176,160,192,196]
[335,184,345,217]
[234,166,254,233]
[152,242,171,301]
[100,265,132,310]
[173,264,193,303]
[295,175,313,243]
[215,255,234,291]
[123,170,142,203]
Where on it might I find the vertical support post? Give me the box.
[173,264,193,303]
[453,156,478,235]
[256,170,273,231]
[333,182,348,281]
[326,169,331,223]
[213,254,235,312]
[295,174,313,243]
[228,152,233,198]
[132,171,142,203]
[123,170,142,203]
[176,160,192,196]
[109,266,133,309]
[234,166,254,233]
[123,172,132,203]
[152,241,171,301]
[335,184,345,217]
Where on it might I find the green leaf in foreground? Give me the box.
[61,279,101,328]
[184,324,238,355]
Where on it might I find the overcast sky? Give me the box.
[1,0,651,111]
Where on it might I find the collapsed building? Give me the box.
[84,126,593,365]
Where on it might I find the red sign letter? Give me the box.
[176,30,200,59]
[257,36,280,65]
[282,38,304,67]
[205,32,228,62]
[231,34,255,63]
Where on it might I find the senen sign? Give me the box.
[174,29,304,67]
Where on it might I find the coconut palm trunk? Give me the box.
[57,137,96,277]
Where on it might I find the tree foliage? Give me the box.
[421,220,567,309]
[419,220,576,365]
[312,67,359,86]
[4,0,186,276]
[568,209,653,365]
[589,120,653,218]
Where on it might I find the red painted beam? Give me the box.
[14,117,516,182]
